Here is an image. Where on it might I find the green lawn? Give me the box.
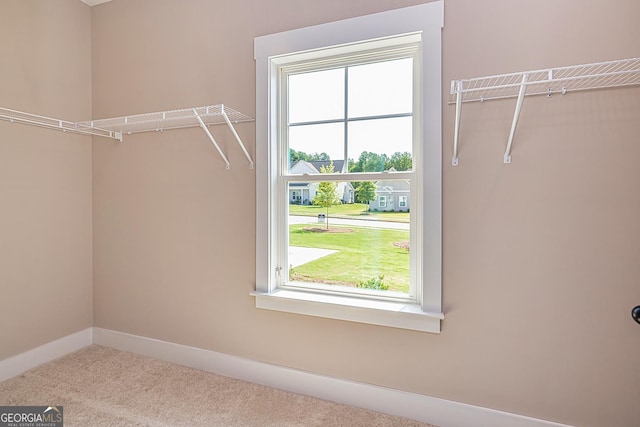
[289,203,409,223]
[288,224,410,293]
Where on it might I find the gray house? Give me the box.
[370,175,410,212]
[289,160,354,205]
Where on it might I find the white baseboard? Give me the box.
[0,328,92,383]
[92,327,573,427]
[0,327,574,427]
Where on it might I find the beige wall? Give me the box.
[2,1,638,426]
[0,1,93,359]
[91,1,640,426]
[90,1,640,426]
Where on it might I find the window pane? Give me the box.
[288,123,344,173]
[287,180,410,295]
[288,68,344,124]
[347,116,413,170]
[348,58,413,118]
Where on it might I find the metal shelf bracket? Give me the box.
[193,108,231,170]
[221,105,254,169]
[503,73,528,164]
[451,80,462,166]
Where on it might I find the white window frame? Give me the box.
[254,2,443,333]
[399,196,408,208]
[379,195,388,208]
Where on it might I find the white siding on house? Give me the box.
[289,160,354,204]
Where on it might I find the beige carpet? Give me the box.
[0,345,437,427]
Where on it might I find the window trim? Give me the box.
[254,1,443,333]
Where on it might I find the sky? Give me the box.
[287,57,414,162]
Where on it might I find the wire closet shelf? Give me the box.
[77,104,254,169]
[0,107,118,139]
[449,57,640,165]
[78,104,252,136]
[0,104,254,170]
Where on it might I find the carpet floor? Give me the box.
[0,345,437,427]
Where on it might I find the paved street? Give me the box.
[288,215,409,230]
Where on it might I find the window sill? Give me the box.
[251,289,443,333]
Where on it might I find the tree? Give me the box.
[313,162,339,229]
[355,181,377,211]
[289,149,306,164]
[289,149,330,165]
[385,151,412,171]
[308,152,330,161]
[351,151,387,173]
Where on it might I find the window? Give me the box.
[254,2,443,333]
[284,44,416,299]
[379,195,388,209]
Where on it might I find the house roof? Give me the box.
[289,160,319,175]
[290,160,346,173]
[375,179,410,192]
[308,160,345,173]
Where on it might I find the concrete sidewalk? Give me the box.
[288,246,337,267]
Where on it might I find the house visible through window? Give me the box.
[254,1,443,332]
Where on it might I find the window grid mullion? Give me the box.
[288,112,413,128]
[343,66,349,173]
[284,171,414,182]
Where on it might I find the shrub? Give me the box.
[356,275,389,291]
